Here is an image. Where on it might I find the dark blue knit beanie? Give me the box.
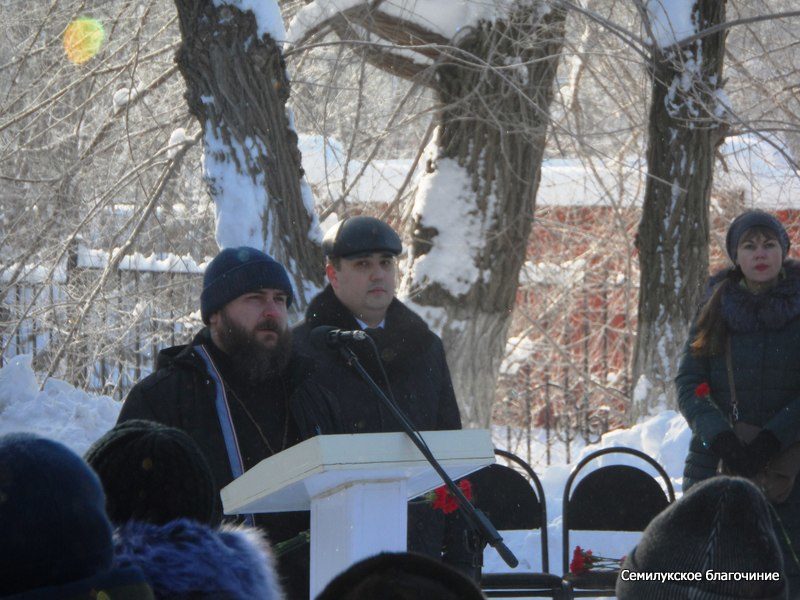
[0,433,114,596]
[200,247,294,323]
[725,210,790,262]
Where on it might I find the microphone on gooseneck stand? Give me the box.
[313,323,519,570]
[309,326,369,349]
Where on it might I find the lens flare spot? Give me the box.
[63,18,104,65]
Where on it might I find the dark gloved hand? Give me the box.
[711,430,757,477]
[745,430,782,474]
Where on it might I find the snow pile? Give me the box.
[716,135,800,209]
[500,334,539,376]
[299,134,799,210]
[409,152,496,297]
[112,86,140,111]
[167,128,187,159]
[1,261,67,284]
[0,355,120,456]
[519,258,587,287]
[77,246,207,274]
[202,126,270,249]
[298,134,417,208]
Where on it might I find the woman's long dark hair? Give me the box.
[690,272,736,357]
[690,225,781,357]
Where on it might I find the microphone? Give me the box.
[310,325,369,349]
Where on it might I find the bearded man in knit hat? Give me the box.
[118,246,341,599]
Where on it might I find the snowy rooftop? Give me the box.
[299,134,800,210]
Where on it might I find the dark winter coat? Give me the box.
[117,329,341,599]
[118,329,340,494]
[293,286,477,578]
[113,518,283,599]
[676,260,800,586]
[293,285,461,434]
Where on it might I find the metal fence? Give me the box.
[1,244,204,400]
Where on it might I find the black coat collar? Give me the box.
[304,285,438,376]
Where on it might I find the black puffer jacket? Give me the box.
[119,329,341,490]
[676,260,800,592]
[293,285,461,434]
[676,261,800,485]
[118,329,342,599]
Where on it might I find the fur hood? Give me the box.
[707,259,800,333]
[113,518,284,599]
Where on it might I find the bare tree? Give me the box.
[172,1,324,307]
[631,0,728,416]
[291,1,567,427]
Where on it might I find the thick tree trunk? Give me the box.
[173,1,324,309]
[402,5,566,427]
[632,0,728,418]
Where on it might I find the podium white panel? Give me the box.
[221,430,494,514]
[310,478,408,593]
[220,429,494,598]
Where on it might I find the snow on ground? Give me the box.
[0,353,691,596]
[0,355,120,456]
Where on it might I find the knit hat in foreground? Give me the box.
[0,433,127,596]
[616,476,787,600]
[726,210,790,262]
[200,247,294,323]
[85,419,219,527]
[316,552,486,600]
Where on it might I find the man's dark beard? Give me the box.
[217,313,292,386]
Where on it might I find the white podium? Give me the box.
[221,429,494,598]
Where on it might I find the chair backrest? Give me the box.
[471,449,550,571]
[561,446,675,573]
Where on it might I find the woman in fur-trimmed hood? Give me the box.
[113,518,283,600]
[85,420,284,600]
[676,210,800,594]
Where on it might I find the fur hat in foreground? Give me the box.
[616,476,787,599]
[0,432,153,599]
[316,552,485,600]
[85,419,219,526]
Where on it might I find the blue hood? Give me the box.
[113,518,284,599]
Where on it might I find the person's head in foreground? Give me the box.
[0,432,153,599]
[616,476,787,599]
[315,551,486,600]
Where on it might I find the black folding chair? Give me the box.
[561,446,675,597]
[477,449,572,599]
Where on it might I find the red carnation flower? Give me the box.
[431,479,472,515]
[569,546,624,575]
[570,546,587,575]
[695,382,711,398]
